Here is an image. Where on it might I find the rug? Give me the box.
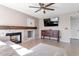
[25,43,67,56]
[0,40,67,56]
[0,40,32,56]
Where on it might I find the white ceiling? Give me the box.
[0,1,79,19]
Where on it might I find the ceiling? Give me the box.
[0,1,79,19]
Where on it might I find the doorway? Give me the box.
[70,15,79,39]
[70,15,79,55]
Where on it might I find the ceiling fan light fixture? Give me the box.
[29,3,55,14]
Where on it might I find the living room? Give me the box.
[0,0,79,57]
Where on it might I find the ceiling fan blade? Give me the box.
[44,8,55,11]
[45,3,55,7]
[29,6,40,8]
[35,9,41,13]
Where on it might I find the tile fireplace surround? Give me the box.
[6,32,22,43]
[0,29,36,43]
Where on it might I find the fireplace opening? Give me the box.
[28,31,33,38]
[6,32,22,43]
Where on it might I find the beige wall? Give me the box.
[0,5,27,26]
[0,5,38,26]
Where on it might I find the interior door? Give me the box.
[70,16,79,39]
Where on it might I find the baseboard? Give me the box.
[60,39,70,43]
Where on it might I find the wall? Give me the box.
[38,11,79,43]
[35,19,39,39]
[59,11,79,43]
[0,5,38,26]
[59,14,71,43]
[0,5,39,41]
[0,5,26,26]
[39,18,59,39]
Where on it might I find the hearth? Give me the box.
[6,32,22,43]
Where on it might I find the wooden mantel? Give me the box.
[0,25,37,29]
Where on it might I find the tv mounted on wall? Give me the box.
[44,17,59,26]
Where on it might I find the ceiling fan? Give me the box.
[29,3,55,14]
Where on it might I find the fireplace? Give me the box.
[28,31,33,38]
[6,32,22,43]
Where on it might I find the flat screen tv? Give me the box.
[44,18,59,26]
